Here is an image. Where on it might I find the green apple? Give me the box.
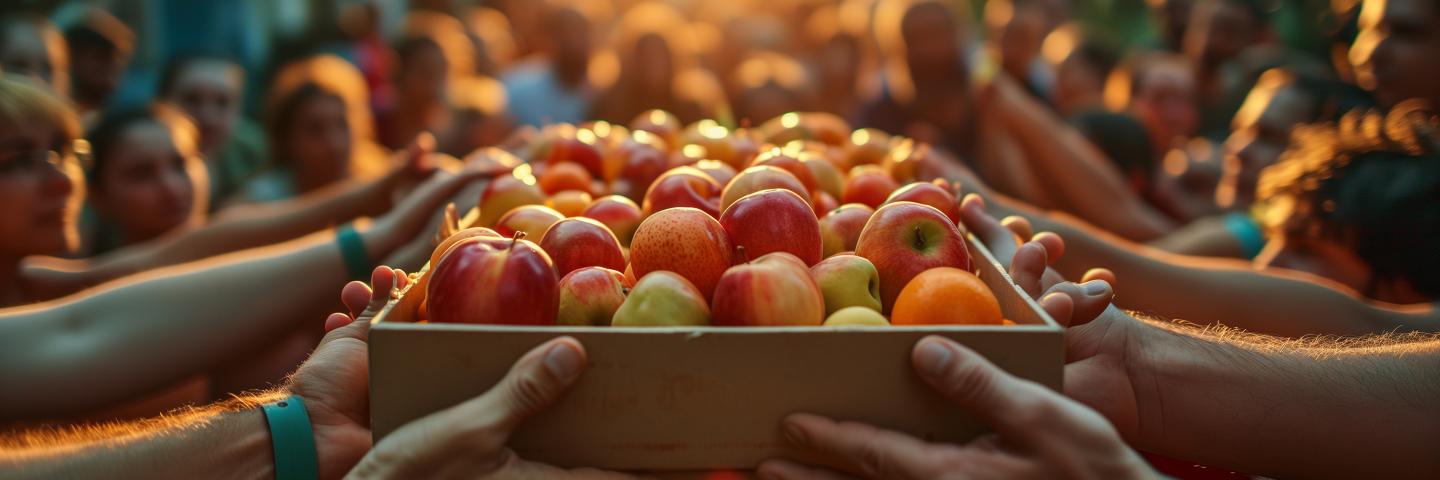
[810,254,882,316]
[612,271,711,326]
[824,306,890,326]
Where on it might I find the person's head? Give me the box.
[612,2,687,95]
[86,106,207,245]
[1071,110,1156,192]
[544,6,593,87]
[266,55,372,192]
[898,1,964,80]
[0,75,84,258]
[159,54,244,155]
[986,0,1051,81]
[1349,0,1440,108]
[1254,102,1440,303]
[441,75,513,156]
[462,7,518,76]
[398,12,474,109]
[0,16,68,97]
[1045,24,1119,115]
[1217,68,1360,209]
[1106,52,1199,153]
[64,11,133,110]
[1182,0,1267,72]
[731,51,811,125]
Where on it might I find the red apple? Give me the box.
[854,201,972,313]
[751,149,819,194]
[557,266,631,326]
[538,161,594,195]
[842,165,899,208]
[618,139,670,198]
[812,191,839,217]
[494,205,565,240]
[581,195,643,246]
[800,151,845,199]
[719,189,822,266]
[885,180,960,224]
[430,226,501,268]
[629,207,733,299]
[844,128,892,167]
[544,136,605,178]
[693,159,738,187]
[477,165,546,227]
[629,109,681,148]
[539,217,627,277]
[820,203,874,258]
[641,166,722,218]
[428,234,558,325]
[546,190,593,217]
[720,165,812,212]
[711,252,825,326]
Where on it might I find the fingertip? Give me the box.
[324,312,354,333]
[961,193,985,210]
[1031,232,1065,262]
[1081,267,1117,287]
[1040,291,1076,327]
[340,280,374,316]
[541,336,587,384]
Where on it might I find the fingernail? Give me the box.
[1082,280,1110,296]
[544,342,583,382]
[781,420,807,448]
[915,340,951,379]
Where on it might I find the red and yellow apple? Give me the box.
[494,205,565,240]
[854,201,972,313]
[581,195,643,246]
[539,217,627,277]
[556,266,631,326]
[751,149,819,194]
[427,235,558,325]
[841,164,899,208]
[628,207,733,299]
[538,161,594,195]
[885,180,960,224]
[824,306,889,326]
[546,189,593,217]
[641,166,722,218]
[477,165,546,227]
[720,165,811,211]
[711,252,825,326]
[819,203,874,258]
[719,189,822,266]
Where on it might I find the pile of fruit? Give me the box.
[419,111,1012,327]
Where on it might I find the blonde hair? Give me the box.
[0,74,80,144]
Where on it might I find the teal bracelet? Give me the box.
[261,394,319,480]
[335,224,371,281]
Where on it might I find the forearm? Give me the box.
[1131,322,1440,477]
[0,394,278,479]
[973,113,1054,208]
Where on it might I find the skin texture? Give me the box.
[720,189,823,266]
[854,201,972,313]
[162,60,242,154]
[628,207,733,299]
[91,121,209,246]
[427,236,558,325]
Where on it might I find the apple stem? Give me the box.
[914,226,925,249]
[510,231,526,249]
[736,245,750,264]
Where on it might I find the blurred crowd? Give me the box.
[0,0,1438,474]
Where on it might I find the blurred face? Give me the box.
[0,121,83,258]
[1350,0,1440,107]
[166,61,243,155]
[902,4,961,79]
[71,45,127,106]
[1133,62,1199,150]
[285,95,352,190]
[93,122,208,243]
[1184,0,1257,70]
[0,25,65,95]
[821,36,860,89]
[1218,81,1313,209]
[633,34,673,92]
[1054,55,1105,115]
[400,43,449,107]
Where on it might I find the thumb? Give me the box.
[1039,280,1113,328]
[432,336,588,451]
[911,336,1057,450]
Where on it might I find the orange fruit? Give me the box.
[890,267,1002,325]
[547,190,594,217]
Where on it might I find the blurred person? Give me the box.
[1104,51,1199,160]
[985,0,1054,97]
[63,10,133,125]
[1147,0,1195,51]
[503,5,596,127]
[730,51,812,126]
[860,0,977,157]
[237,55,388,204]
[377,11,473,150]
[83,106,208,255]
[157,54,266,208]
[0,15,68,97]
[461,6,518,77]
[437,75,514,157]
[803,3,874,120]
[1183,0,1271,137]
[1043,24,1120,116]
[593,2,727,125]
[1349,0,1440,108]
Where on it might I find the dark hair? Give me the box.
[265,82,343,162]
[85,105,197,184]
[158,52,242,97]
[394,35,443,71]
[64,11,133,57]
[1071,40,1120,79]
[1258,102,1440,298]
[1071,109,1156,179]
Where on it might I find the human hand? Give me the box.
[345,336,632,479]
[758,335,1156,480]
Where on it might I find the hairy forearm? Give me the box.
[0,394,279,479]
[1131,322,1440,478]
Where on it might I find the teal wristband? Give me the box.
[262,394,320,480]
[1223,212,1266,260]
[336,224,370,281]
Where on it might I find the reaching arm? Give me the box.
[971,99,1055,208]
[986,194,1439,337]
[1126,319,1440,478]
[986,74,1177,241]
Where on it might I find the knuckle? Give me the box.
[505,370,552,417]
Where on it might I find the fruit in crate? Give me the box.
[841,165,899,208]
[429,227,501,268]
[824,306,889,326]
[759,112,851,146]
[799,152,845,200]
[612,271,710,327]
[538,161,594,195]
[581,195,643,246]
[812,191,839,217]
[810,254,882,315]
[427,234,558,325]
[719,189,822,266]
[494,205,565,240]
[541,133,605,178]
[546,189,593,217]
[712,251,825,326]
[885,180,960,224]
[539,217,627,276]
[641,166,722,218]
[819,203,874,257]
[720,165,811,211]
[751,149,819,195]
[616,135,670,198]
[477,165,545,227]
[557,267,631,326]
[693,159,737,187]
[630,109,681,148]
[844,128,892,167]
[628,207,733,299]
[855,201,972,313]
[890,267,1001,325]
